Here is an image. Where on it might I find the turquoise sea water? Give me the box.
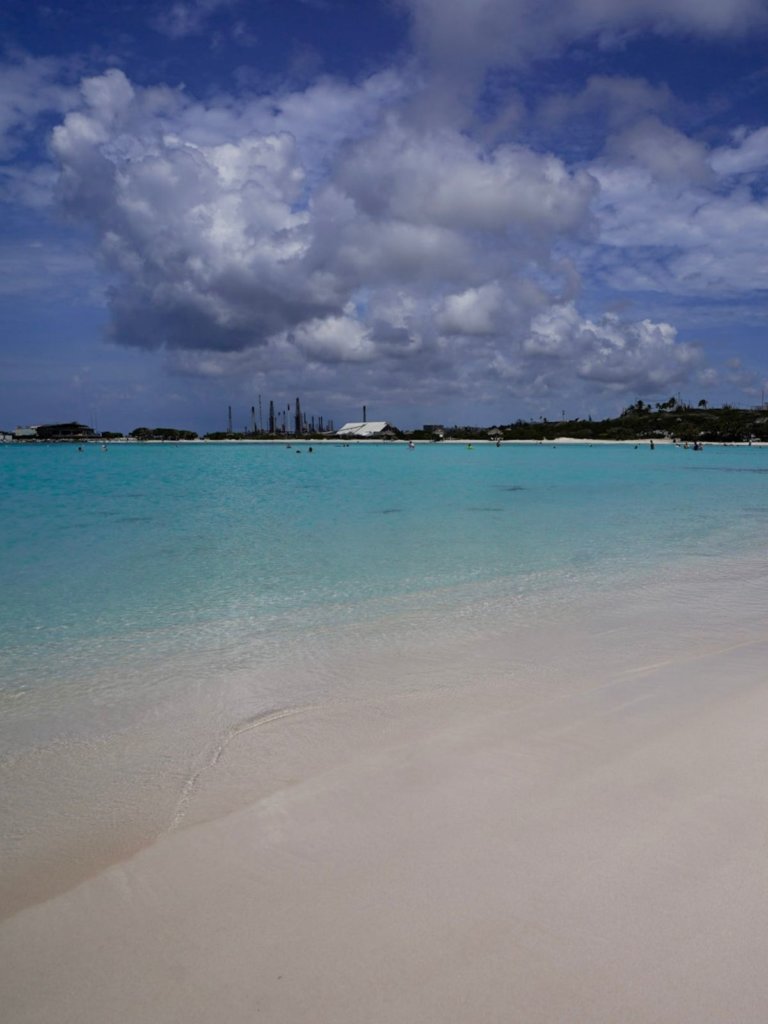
[2,440,768,698]
[3,438,768,913]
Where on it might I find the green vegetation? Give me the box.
[129,427,199,441]
[409,401,768,443]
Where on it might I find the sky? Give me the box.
[3,0,768,433]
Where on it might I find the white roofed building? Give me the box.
[335,421,397,439]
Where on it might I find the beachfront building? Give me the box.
[335,421,398,439]
[12,422,99,441]
[36,422,97,441]
[423,424,445,440]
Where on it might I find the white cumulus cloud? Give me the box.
[518,304,700,392]
[31,43,749,413]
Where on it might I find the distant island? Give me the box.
[4,399,768,444]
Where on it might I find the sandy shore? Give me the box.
[3,562,768,1022]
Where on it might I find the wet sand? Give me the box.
[3,586,768,1022]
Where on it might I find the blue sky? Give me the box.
[3,0,768,433]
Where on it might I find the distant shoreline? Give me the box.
[5,436,768,447]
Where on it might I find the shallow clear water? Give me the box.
[3,439,768,914]
[2,440,768,701]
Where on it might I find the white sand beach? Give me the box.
[3,557,768,1023]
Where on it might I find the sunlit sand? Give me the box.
[3,557,768,1023]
